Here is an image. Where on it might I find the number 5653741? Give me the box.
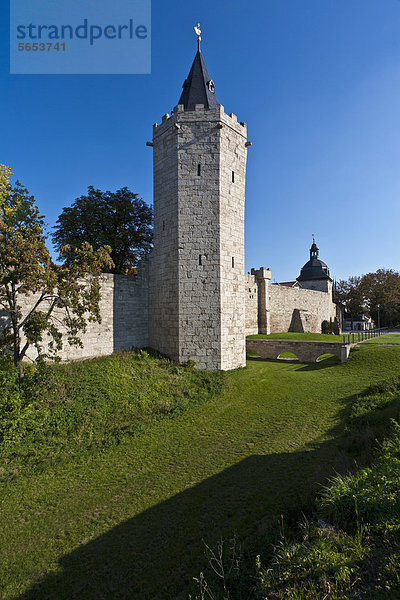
[18,42,66,51]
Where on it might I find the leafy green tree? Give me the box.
[360,269,400,327]
[335,269,400,328]
[0,166,113,377]
[334,276,364,329]
[52,186,153,274]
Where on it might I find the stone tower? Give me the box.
[148,38,249,370]
[296,238,333,294]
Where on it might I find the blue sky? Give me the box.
[1,0,400,281]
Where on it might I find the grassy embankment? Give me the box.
[247,332,347,342]
[0,344,399,599]
[248,332,400,343]
[365,333,400,344]
[254,378,400,600]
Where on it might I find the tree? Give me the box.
[334,276,364,329]
[52,186,153,274]
[334,269,400,329]
[0,166,113,377]
[360,269,400,327]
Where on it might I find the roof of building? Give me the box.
[296,239,332,282]
[178,48,219,110]
[276,281,303,288]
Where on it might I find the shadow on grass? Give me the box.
[15,377,392,600]
[14,456,345,600]
[246,355,338,371]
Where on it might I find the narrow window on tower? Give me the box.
[162,220,165,231]
[232,257,235,268]
[197,164,201,176]
[232,171,235,183]
[199,255,202,266]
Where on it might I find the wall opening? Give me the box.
[232,171,235,183]
[247,349,260,358]
[199,255,202,266]
[197,164,201,176]
[232,257,235,268]
[276,352,299,361]
[316,353,340,363]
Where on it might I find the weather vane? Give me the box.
[312,233,315,243]
[194,22,201,50]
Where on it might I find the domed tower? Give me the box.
[296,237,332,293]
[148,26,249,370]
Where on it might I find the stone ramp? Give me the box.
[246,339,351,363]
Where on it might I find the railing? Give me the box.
[343,327,388,345]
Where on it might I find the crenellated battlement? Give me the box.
[152,103,247,140]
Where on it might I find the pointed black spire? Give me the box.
[178,48,219,111]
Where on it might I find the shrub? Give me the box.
[0,357,52,452]
[255,422,400,599]
[321,319,339,335]
[0,350,225,480]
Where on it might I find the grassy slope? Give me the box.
[247,332,346,342]
[0,350,223,478]
[256,381,400,600]
[365,334,400,344]
[1,345,400,600]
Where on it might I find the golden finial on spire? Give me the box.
[194,22,201,50]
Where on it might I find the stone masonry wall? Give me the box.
[268,284,337,333]
[9,269,149,363]
[150,103,248,370]
[219,108,247,370]
[114,265,149,351]
[149,110,180,360]
[246,338,350,362]
[176,104,223,369]
[245,274,258,335]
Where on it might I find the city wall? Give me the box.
[2,265,340,366]
[268,284,337,333]
[5,269,149,363]
[245,274,259,335]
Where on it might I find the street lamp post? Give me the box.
[377,304,380,330]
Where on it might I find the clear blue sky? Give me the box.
[1,0,400,281]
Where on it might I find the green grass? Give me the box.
[1,345,400,599]
[364,334,400,344]
[274,351,299,359]
[255,388,400,600]
[317,353,341,362]
[247,332,347,342]
[0,350,223,480]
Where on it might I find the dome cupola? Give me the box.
[297,237,331,283]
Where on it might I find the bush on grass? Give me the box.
[0,350,225,480]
